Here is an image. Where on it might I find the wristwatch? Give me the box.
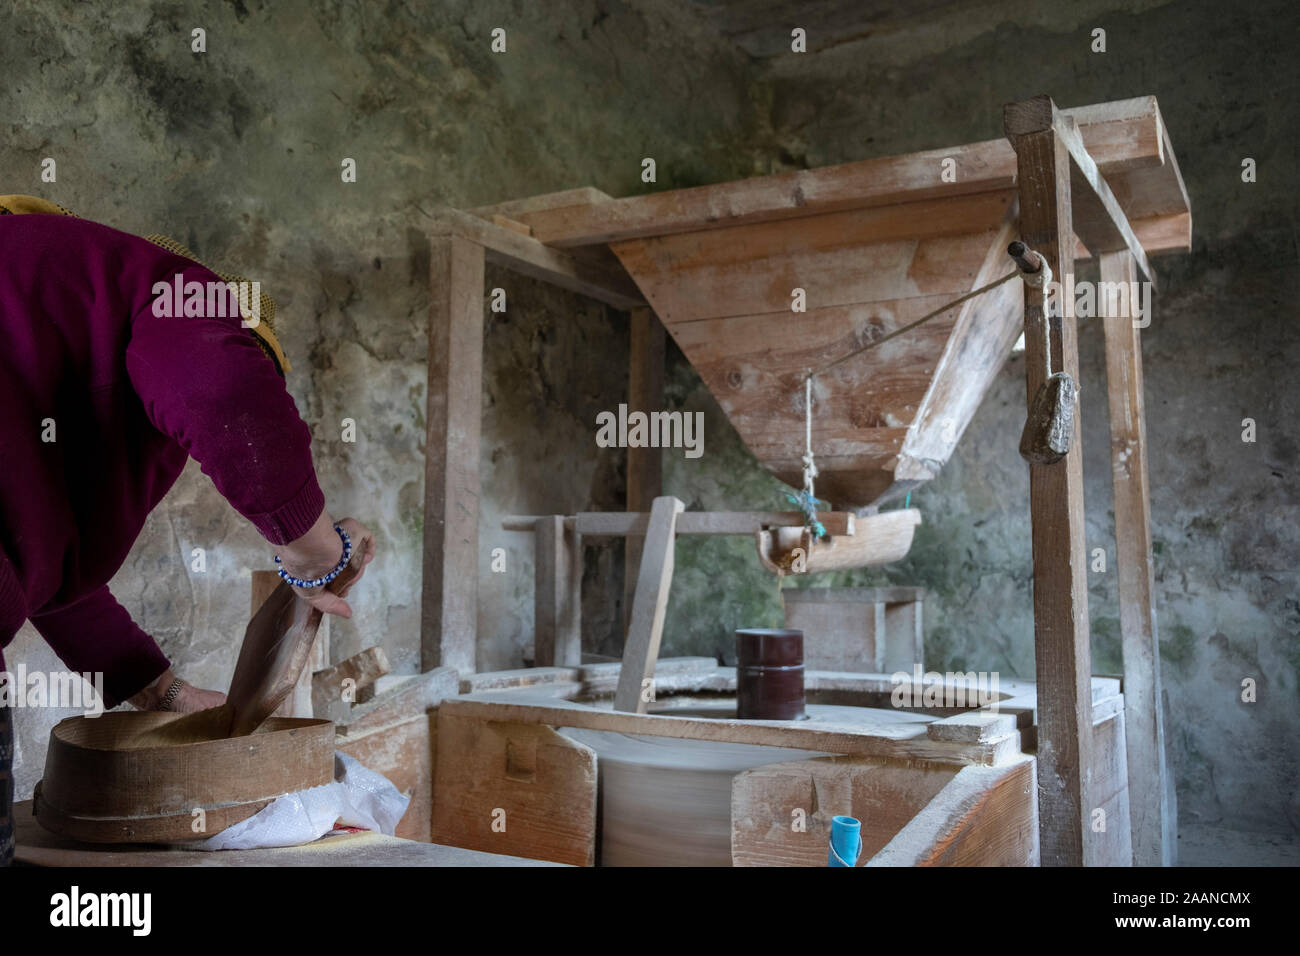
[159,677,187,712]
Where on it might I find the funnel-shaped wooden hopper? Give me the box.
[614,200,1021,506]
[497,97,1190,508]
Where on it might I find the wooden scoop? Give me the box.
[223,557,363,736]
[159,555,364,740]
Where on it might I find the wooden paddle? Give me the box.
[223,556,364,736]
[157,554,364,741]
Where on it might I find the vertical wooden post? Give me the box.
[1005,96,1093,867]
[1099,250,1174,865]
[614,495,683,713]
[422,234,485,676]
[535,516,582,667]
[624,307,665,636]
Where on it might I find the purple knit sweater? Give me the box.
[0,215,324,707]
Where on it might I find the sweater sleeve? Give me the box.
[124,263,324,545]
[28,587,170,709]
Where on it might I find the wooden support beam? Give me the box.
[1054,114,1155,285]
[575,510,855,537]
[421,234,485,676]
[1099,250,1173,866]
[510,98,1176,250]
[1005,95,1094,868]
[613,495,683,713]
[623,307,665,639]
[534,516,582,667]
[428,208,645,309]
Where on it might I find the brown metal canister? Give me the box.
[736,628,805,720]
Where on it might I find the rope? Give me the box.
[805,268,1021,383]
[802,375,818,498]
[791,254,1040,530]
[786,374,827,539]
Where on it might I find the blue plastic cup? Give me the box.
[828,815,862,867]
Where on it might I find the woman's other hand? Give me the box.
[128,669,227,713]
[277,513,377,619]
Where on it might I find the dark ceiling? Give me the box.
[681,0,968,57]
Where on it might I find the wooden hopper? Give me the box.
[495,97,1190,507]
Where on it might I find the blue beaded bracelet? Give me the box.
[274,524,353,588]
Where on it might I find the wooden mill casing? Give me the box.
[492,97,1190,506]
[431,663,1132,867]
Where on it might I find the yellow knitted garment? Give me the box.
[0,194,289,374]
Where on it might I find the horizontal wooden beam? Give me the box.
[441,695,1011,764]
[427,207,645,309]
[504,98,1178,251]
[503,511,855,537]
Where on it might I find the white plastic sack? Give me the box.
[194,751,410,851]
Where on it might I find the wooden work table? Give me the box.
[11,801,565,867]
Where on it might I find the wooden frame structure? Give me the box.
[418,95,1187,865]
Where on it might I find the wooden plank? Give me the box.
[467,186,613,221]
[613,495,683,713]
[577,510,854,537]
[15,804,563,866]
[337,667,461,841]
[1005,96,1094,868]
[883,599,924,673]
[579,656,718,696]
[442,695,1013,765]
[1084,707,1134,867]
[867,760,1039,866]
[780,586,924,605]
[1100,249,1172,866]
[1130,212,1191,257]
[335,667,460,737]
[514,100,1168,248]
[1051,109,1155,284]
[624,306,665,639]
[900,217,1024,471]
[613,196,1014,326]
[459,667,581,695]
[784,592,887,672]
[421,234,484,676]
[431,714,597,866]
[1064,97,1166,173]
[312,646,389,720]
[428,208,644,309]
[336,712,434,842]
[534,516,581,667]
[731,757,960,866]
[783,588,925,673]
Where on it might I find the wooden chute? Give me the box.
[756,508,922,575]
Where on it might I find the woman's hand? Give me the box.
[128,669,227,713]
[276,513,377,619]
